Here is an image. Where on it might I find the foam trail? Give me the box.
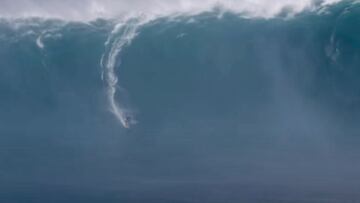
[34,24,65,50]
[101,18,147,128]
[36,33,45,49]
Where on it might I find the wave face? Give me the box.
[2,1,360,202]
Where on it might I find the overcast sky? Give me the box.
[0,0,341,21]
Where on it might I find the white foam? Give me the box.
[36,34,44,49]
[101,18,149,128]
[0,0,343,21]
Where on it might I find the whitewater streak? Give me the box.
[101,19,148,128]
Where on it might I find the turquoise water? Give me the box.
[1,1,360,202]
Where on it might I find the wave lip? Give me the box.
[0,0,343,21]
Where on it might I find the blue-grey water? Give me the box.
[1,1,360,202]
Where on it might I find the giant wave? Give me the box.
[1,0,360,202]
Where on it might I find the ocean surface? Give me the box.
[1,1,360,202]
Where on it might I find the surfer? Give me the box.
[124,115,133,128]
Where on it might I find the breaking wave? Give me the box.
[2,0,360,202]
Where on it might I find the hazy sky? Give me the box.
[0,0,341,21]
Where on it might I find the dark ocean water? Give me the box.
[1,1,360,202]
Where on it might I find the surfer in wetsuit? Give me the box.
[124,115,132,128]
